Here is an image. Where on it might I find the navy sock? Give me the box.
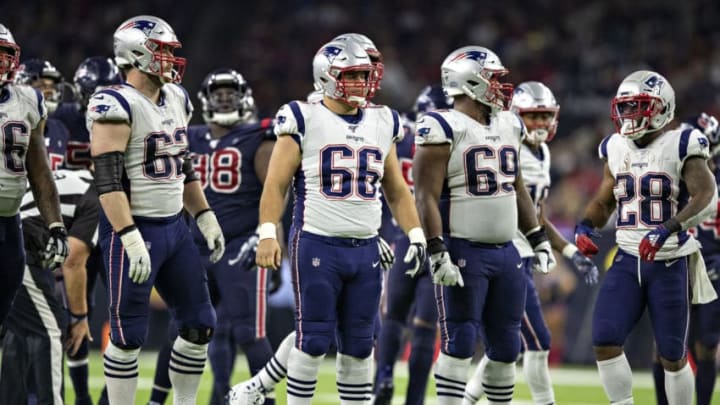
[67,339,90,399]
[375,318,404,388]
[240,338,275,405]
[208,327,236,405]
[149,340,173,404]
[406,326,436,405]
[695,359,717,405]
[652,362,669,405]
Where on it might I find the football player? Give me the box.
[652,112,720,405]
[413,46,554,405]
[574,71,717,405]
[88,15,224,405]
[0,23,68,326]
[253,38,426,405]
[463,81,598,405]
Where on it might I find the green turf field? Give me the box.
[65,351,718,404]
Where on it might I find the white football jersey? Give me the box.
[513,142,551,257]
[601,128,712,259]
[86,83,193,217]
[0,84,47,216]
[274,101,402,238]
[415,110,525,243]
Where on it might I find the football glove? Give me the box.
[196,209,225,263]
[236,234,260,271]
[639,224,672,262]
[688,112,720,143]
[268,268,282,295]
[574,219,601,257]
[562,244,599,285]
[44,222,68,270]
[378,236,395,271]
[119,226,151,284]
[426,237,464,287]
[403,228,427,277]
[527,226,556,274]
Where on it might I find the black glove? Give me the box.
[44,222,69,270]
[268,269,282,295]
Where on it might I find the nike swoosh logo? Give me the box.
[228,251,243,266]
[665,259,679,267]
[516,263,523,269]
[93,95,104,100]
[372,261,380,268]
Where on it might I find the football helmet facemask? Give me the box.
[0,24,20,84]
[312,40,378,108]
[198,68,256,126]
[413,85,454,120]
[113,15,185,84]
[333,33,384,86]
[511,81,560,144]
[441,46,513,114]
[15,59,65,113]
[611,70,675,140]
[74,56,123,105]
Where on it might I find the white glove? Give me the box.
[426,237,464,287]
[196,210,225,263]
[119,227,151,284]
[377,237,395,271]
[526,226,556,274]
[403,228,427,277]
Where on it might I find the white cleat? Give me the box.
[227,379,266,405]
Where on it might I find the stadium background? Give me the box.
[4,0,720,402]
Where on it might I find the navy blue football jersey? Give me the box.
[52,102,92,169]
[188,118,275,243]
[44,118,69,170]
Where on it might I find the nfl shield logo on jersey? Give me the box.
[312,257,321,267]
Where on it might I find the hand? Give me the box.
[378,237,395,271]
[638,225,672,262]
[268,268,282,294]
[429,251,464,287]
[64,314,93,356]
[571,251,599,285]
[403,228,427,277]
[44,222,68,270]
[196,210,225,263]
[526,227,556,274]
[256,238,281,270]
[690,112,719,142]
[574,220,601,257]
[236,234,260,271]
[120,227,151,283]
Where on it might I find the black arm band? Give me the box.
[194,208,212,220]
[662,218,682,233]
[117,224,137,237]
[93,151,125,195]
[427,237,447,255]
[182,156,199,184]
[526,226,549,248]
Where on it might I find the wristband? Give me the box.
[662,218,681,233]
[194,208,212,220]
[562,244,579,259]
[257,222,277,240]
[49,221,65,230]
[69,311,88,324]
[427,236,446,255]
[117,224,137,237]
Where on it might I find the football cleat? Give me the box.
[227,379,266,405]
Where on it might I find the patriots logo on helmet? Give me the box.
[120,19,157,35]
[451,51,487,62]
[321,46,343,63]
[644,76,664,90]
[90,104,111,114]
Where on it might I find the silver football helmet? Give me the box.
[198,68,256,126]
[0,24,20,84]
[510,81,560,144]
[611,70,675,140]
[312,40,377,107]
[441,46,513,114]
[332,33,384,84]
[113,15,186,84]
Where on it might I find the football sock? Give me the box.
[406,325,436,405]
[652,361,668,405]
[286,347,323,405]
[336,353,372,404]
[103,342,140,405]
[664,363,694,405]
[464,354,489,405]
[597,353,634,404]
[523,350,555,404]
[149,340,173,405]
[434,352,471,405]
[168,337,207,405]
[374,318,403,386]
[255,331,294,392]
[207,327,235,405]
[695,359,717,405]
[483,357,515,404]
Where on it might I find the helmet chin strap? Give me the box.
[621,120,647,140]
[209,111,241,126]
[527,129,549,144]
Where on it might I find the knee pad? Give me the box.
[67,338,89,360]
[485,335,521,363]
[180,326,214,345]
[300,334,333,357]
[443,321,477,359]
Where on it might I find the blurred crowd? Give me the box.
[7,0,719,363]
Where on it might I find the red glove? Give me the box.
[574,220,600,257]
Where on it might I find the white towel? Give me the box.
[688,249,718,304]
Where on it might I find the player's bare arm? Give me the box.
[26,119,62,225]
[538,202,570,250]
[62,236,92,355]
[674,156,716,226]
[413,143,450,238]
[257,135,301,269]
[381,143,422,232]
[515,167,541,234]
[582,163,617,227]
[182,180,211,217]
[90,121,134,232]
[254,139,276,184]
